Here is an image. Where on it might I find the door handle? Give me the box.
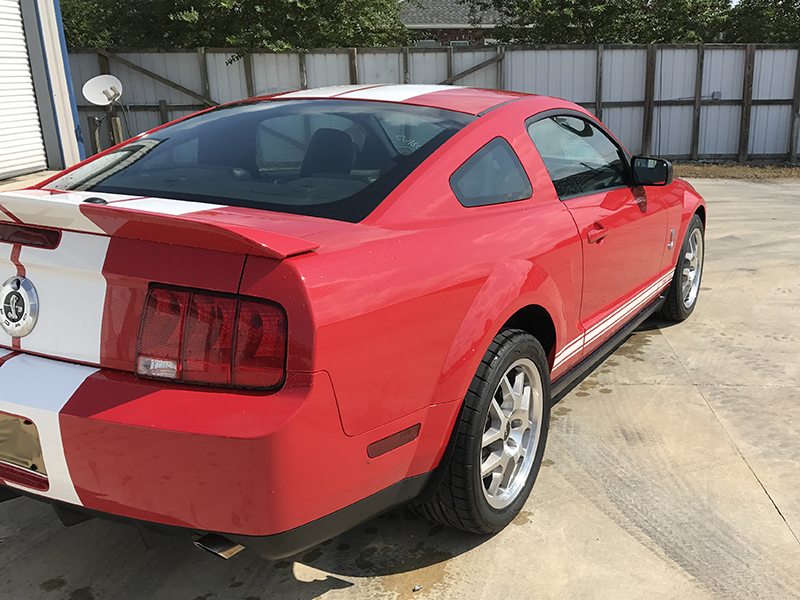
[587,223,608,244]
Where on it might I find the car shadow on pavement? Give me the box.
[0,498,489,600]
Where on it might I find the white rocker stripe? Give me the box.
[584,271,673,346]
[553,335,584,369]
[553,271,674,370]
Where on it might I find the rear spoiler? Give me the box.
[0,190,320,260]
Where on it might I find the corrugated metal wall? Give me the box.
[603,48,647,154]
[506,49,597,104]
[69,44,800,161]
[750,48,797,155]
[0,0,47,179]
[652,48,696,157]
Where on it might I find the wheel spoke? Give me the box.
[518,378,530,410]
[685,237,696,262]
[481,450,504,479]
[488,397,505,426]
[512,370,525,401]
[482,425,504,447]
[497,452,516,490]
[486,470,503,496]
[499,376,514,408]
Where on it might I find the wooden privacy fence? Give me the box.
[68,44,800,162]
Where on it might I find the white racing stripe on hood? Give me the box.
[0,352,98,506]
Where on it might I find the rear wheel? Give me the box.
[413,329,550,534]
[660,214,704,321]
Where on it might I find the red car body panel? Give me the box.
[0,86,705,557]
[58,370,460,535]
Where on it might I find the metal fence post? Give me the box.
[299,52,308,89]
[595,44,603,121]
[243,52,255,97]
[738,44,756,162]
[348,48,359,85]
[789,46,800,162]
[691,44,705,161]
[642,44,657,156]
[197,47,211,101]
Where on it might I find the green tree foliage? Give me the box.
[726,0,800,42]
[465,0,730,44]
[60,0,408,50]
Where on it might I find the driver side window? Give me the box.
[527,115,628,199]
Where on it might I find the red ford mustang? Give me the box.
[0,85,705,559]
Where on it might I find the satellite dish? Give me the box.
[82,74,123,106]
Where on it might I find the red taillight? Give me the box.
[137,287,286,390]
[233,301,286,388]
[137,288,189,379]
[183,294,237,385]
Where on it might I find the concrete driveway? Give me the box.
[1,178,799,600]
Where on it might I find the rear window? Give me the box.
[46,100,475,223]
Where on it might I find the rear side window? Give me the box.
[527,115,628,199]
[450,138,532,207]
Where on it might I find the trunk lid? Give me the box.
[0,189,325,371]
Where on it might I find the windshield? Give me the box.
[46,100,475,223]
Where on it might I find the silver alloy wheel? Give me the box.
[681,227,704,309]
[480,358,544,510]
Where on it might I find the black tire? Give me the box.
[660,214,705,322]
[413,329,550,534]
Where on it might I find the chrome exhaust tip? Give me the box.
[193,533,245,559]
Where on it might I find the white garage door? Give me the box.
[0,0,47,180]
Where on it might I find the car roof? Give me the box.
[269,84,533,115]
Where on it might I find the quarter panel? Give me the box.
[304,228,486,436]
[297,98,588,436]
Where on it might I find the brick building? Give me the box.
[400,0,499,46]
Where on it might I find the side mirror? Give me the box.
[631,156,673,186]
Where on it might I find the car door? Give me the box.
[527,113,669,358]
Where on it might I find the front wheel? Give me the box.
[660,214,705,321]
[413,329,550,534]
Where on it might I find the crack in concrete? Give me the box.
[658,325,800,549]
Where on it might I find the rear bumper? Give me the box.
[0,350,458,548]
[1,471,431,560]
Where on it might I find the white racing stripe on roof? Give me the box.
[277,85,384,99]
[338,84,457,102]
[111,198,224,215]
[0,352,99,506]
